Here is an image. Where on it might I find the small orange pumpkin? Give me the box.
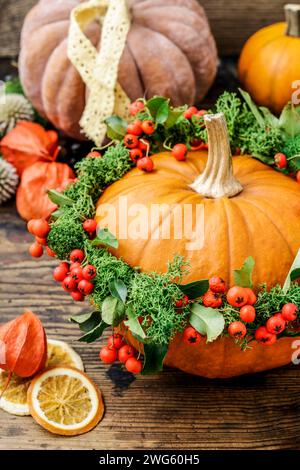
[238,4,300,113]
[16,159,74,221]
[96,113,300,378]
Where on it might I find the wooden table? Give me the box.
[1,202,300,450]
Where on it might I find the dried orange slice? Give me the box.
[28,366,104,435]
[0,339,84,416]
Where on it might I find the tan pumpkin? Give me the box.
[19,0,217,140]
[238,4,300,114]
[96,113,300,378]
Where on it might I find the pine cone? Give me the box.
[0,159,19,205]
[0,93,34,136]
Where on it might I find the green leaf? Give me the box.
[146,97,169,121]
[91,228,119,249]
[156,101,170,124]
[142,343,168,375]
[190,304,225,343]
[259,107,279,128]
[233,257,255,288]
[49,208,65,220]
[165,108,185,129]
[109,278,127,303]
[239,88,266,128]
[291,268,300,283]
[283,249,300,293]
[78,321,109,343]
[279,103,300,138]
[105,115,128,140]
[101,296,125,326]
[179,280,209,300]
[71,311,102,332]
[47,189,74,207]
[124,306,146,341]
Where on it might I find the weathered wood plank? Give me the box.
[1,201,300,450]
[0,0,293,58]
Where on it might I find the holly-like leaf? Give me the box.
[48,189,74,207]
[124,306,146,342]
[78,321,109,343]
[283,249,300,293]
[279,103,300,138]
[105,115,128,140]
[233,257,255,288]
[91,228,119,249]
[142,343,168,375]
[71,311,102,333]
[179,280,209,300]
[165,108,184,129]
[190,304,225,343]
[239,88,266,128]
[101,296,125,326]
[146,97,169,121]
[109,278,127,303]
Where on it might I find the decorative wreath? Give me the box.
[27,91,300,376]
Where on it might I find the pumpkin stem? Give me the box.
[190,113,243,198]
[285,4,300,37]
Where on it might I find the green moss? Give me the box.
[47,209,87,259]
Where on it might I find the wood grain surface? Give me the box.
[0,0,296,57]
[1,201,300,450]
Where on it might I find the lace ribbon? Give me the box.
[68,0,131,145]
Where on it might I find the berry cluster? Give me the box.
[27,219,54,258]
[99,333,142,374]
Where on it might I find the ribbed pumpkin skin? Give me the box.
[97,151,300,378]
[96,151,300,288]
[238,22,300,114]
[19,0,217,139]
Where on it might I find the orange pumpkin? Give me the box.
[0,121,59,176]
[16,160,74,221]
[96,113,300,378]
[238,4,300,113]
[19,0,217,139]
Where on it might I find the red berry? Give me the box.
[255,326,277,346]
[107,334,124,350]
[129,100,145,116]
[127,120,143,136]
[172,144,187,161]
[227,286,248,308]
[45,246,56,257]
[139,139,150,154]
[297,171,300,184]
[196,109,207,117]
[137,157,154,172]
[182,326,202,346]
[118,345,136,363]
[209,276,226,294]
[70,262,81,271]
[71,267,84,282]
[27,219,37,235]
[243,288,257,306]
[87,151,101,158]
[175,295,189,308]
[239,305,256,323]
[83,219,97,233]
[183,106,198,119]
[82,264,97,280]
[125,357,143,374]
[53,264,69,282]
[35,236,47,246]
[78,279,94,295]
[71,290,85,302]
[228,321,247,339]
[70,249,85,263]
[29,242,43,258]
[62,276,77,292]
[281,303,298,322]
[203,290,222,308]
[124,134,139,149]
[274,152,287,169]
[141,120,155,135]
[99,346,117,364]
[31,219,50,238]
[129,148,143,163]
[266,314,286,334]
